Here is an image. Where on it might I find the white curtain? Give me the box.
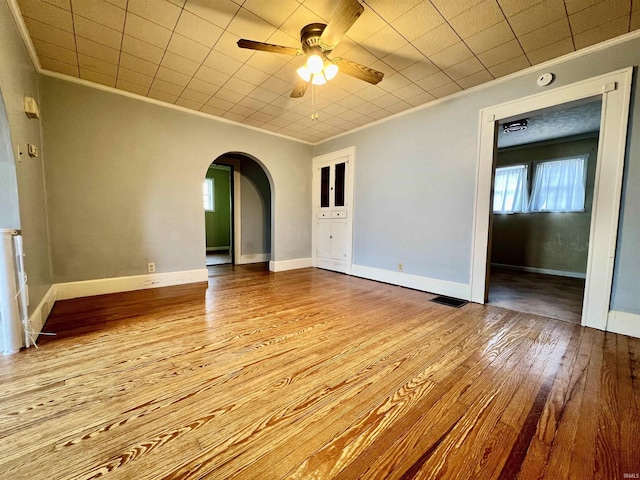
[493,165,528,213]
[529,157,586,212]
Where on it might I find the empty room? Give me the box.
[1,0,639,479]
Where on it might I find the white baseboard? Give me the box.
[491,263,586,279]
[237,253,270,265]
[607,310,640,339]
[206,246,230,252]
[26,284,57,346]
[351,264,471,300]
[56,269,209,300]
[269,258,313,272]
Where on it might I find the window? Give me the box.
[493,164,529,213]
[529,155,587,212]
[203,178,215,211]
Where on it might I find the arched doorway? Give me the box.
[203,152,272,272]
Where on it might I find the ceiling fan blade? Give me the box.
[320,0,364,50]
[237,39,302,56]
[290,79,309,98]
[333,58,384,85]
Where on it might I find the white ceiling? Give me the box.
[497,100,602,148]
[15,0,640,143]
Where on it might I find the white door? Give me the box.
[312,147,355,274]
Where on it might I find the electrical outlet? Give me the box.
[398,263,403,272]
[147,262,155,273]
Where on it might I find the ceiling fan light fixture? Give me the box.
[306,53,324,74]
[324,62,339,80]
[297,65,312,82]
[311,73,327,85]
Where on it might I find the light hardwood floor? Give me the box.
[0,266,638,479]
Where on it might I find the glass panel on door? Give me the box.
[334,162,345,207]
[320,166,330,207]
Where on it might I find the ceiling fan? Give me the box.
[237,0,384,98]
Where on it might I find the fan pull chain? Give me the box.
[311,84,319,121]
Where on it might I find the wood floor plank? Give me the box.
[0,266,637,479]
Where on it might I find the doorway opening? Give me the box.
[203,153,272,276]
[471,68,632,331]
[487,99,601,324]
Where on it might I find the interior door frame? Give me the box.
[312,146,355,274]
[470,67,633,331]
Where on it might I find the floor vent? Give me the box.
[430,296,468,308]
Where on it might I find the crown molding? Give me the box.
[7,0,640,148]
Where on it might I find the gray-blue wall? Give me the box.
[314,37,640,315]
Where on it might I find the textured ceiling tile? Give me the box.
[444,56,485,80]
[32,39,77,64]
[80,68,116,87]
[243,0,301,26]
[384,100,412,114]
[127,0,182,29]
[235,64,272,85]
[43,0,70,9]
[155,66,192,87]
[464,21,515,54]
[247,86,280,103]
[498,0,544,17]
[201,105,228,116]
[415,71,452,90]
[261,75,294,94]
[412,23,460,57]
[79,53,118,76]
[518,17,571,52]
[213,31,253,62]
[18,0,74,31]
[121,35,164,63]
[161,52,200,77]
[227,6,278,41]
[222,111,247,122]
[238,95,267,110]
[183,0,241,30]
[116,78,149,95]
[150,77,185,95]
[456,68,493,88]
[392,83,426,100]
[23,17,75,50]
[224,77,256,95]
[39,56,78,76]
[76,37,120,64]
[430,0,486,19]
[72,0,126,31]
[371,93,402,108]
[361,26,407,57]
[564,0,603,14]
[393,1,445,41]
[73,15,123,49]
[476,39,524,67]
[448,0,505,39]
[175,10,224,47]
[488,54,530,77]
[569,0,631,34]
[376,72,412,92]
[187,77,221,95]
[429,81,463,98]
[148,88,179,103]
[206,96,234,111]
[204,48,244,75]
[381,43,425,71]
[365,0,423,22]
[429,42,474,70]
[633,11,640,29]
[245,52,288,75]
[229,104,257,117]
[117,66,153,87]
[507,0,567,36]
[344,7,386,42]
[354,84,386,101]
[166,34,211,63]
[405,91,436,106]
[215,87,246,103]
[399,59,440,82]
[573,15,630,48]
[119,52,159,76]
[634,0,640,10]
[176,97,205,110]
[105,0,127,9]
[279,5,319,38]
[124,13,172,48]
[525,37,574,64]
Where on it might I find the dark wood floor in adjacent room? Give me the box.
[0,266,637,479]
